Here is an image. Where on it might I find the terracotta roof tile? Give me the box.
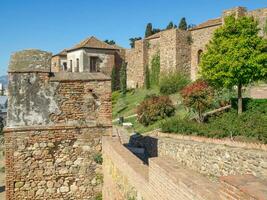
[146,32,161,40]
[68,36,119,51]
[190,18,222,30]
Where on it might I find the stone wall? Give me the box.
[125,40,145,88]
[143,131,267,180]
[5,49,112,200]
[102,135,267,200]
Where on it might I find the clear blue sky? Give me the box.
[0,0,266,76]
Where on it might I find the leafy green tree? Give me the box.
[178,17,187,30]
[144,65,150,89]
[150,53,160,86]
[166,22,174,30]
[111,66,117,92]
[200,16,267,114]
[120,62,127,96]
[129,37,142,48]
[145,23,153,38]
[104,40,116,45]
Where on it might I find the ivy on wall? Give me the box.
[150,53,160,87]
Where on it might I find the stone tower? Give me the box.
[5,49,112,199]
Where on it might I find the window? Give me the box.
[90,57,98,72]
[197,50,203,65]
[70,60,73,72]
[76,58,79,72]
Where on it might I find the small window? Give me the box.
[197,50,203,65]
[76,58,79,72]
[70,60,73,72]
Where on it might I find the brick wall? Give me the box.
[5,49,112,200]
[102,136,267,200]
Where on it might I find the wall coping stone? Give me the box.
[220,175,267,200]
[146,130,267,151]
[8,49,52,72]
[4,125,112,133]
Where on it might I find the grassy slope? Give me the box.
[112,87,193,133]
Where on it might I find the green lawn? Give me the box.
[112,87,193,134]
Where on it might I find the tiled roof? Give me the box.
[53,49,67,57]
[190,18,222,30]
[68,36,119,52]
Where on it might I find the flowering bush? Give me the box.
[137,95,175,126]
[181,80,214,122]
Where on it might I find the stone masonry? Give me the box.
[5,49,112,200]
[126,6,267,87]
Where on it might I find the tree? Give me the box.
[178,17,187,30]
[145,23,153,38]
[120,62,127,96]
[152,28,161,34]
[104,40,116,45]
[144,65,150,89]
[111,66,117,92]
[200,16,267,114]
[129,37,142,48]
[181,80,214,122]
[166,22,174,30]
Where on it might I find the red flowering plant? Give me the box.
[181,80,214,122]
[137,95,175,126]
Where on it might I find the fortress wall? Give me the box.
[176,30,191,75]
[190,24,221,80]
[5,49,112,200]
[248,8,267,38]
[125,40,145,88]
[159,29,178,73]
[146,37,160,68]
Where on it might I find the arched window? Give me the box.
[197,50,203,65]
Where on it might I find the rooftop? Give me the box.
[67,36,120,52]
[190,18,222,30]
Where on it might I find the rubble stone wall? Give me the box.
[5,49,112,200]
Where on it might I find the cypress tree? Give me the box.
[144,65,150,89]
[120,62,127,95]
[111,66,117,92]
[145,23,153,38]
[166,22,174,30]
[179,17,187,30]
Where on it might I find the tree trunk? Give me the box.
[238,84,243,115]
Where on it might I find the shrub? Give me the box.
[159,72,190,95]
[112,91,121,105]
[181,80,214,122]
[93,153,103,165]
[137,96,175,126]
[160,108,267,144]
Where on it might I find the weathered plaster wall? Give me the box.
[5,49,112,200]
